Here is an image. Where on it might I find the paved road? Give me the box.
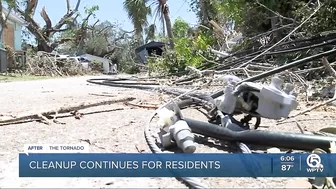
[0,76,331,188]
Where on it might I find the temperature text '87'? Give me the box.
[281,164,294,171]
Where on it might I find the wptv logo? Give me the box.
[306,154,324,172]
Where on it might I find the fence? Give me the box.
[0,48,8,72]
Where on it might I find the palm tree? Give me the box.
[123,0,151,42]
[123,0,174,49]
[149,0,174,49]
[144,24,155,42]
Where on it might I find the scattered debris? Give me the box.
[135,143,147,153]
[26,52,94,77]
[79,139,92,145]
[0,97,134,126]
[124,101,159,109]
[41,91,54,93]
[105,182,114,186]
[88,93,116,97]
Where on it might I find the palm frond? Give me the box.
[123,0,151,35]
[145,24,156,42]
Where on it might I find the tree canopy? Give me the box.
[1,0,336,75]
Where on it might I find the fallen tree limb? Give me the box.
[278,57,336,122]
[51,107,127,119]
[281,89,336,119]
[289,95,336,118]
[322,57,336,77]
[0,97,135,126]
[124,102,158,109]
[0,107,129,126]
[322,57,336,105]
[88,93,116,97]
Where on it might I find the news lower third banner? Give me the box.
[19,153,336,177]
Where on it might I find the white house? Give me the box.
[0,8,25,72]
[79,53,117,74]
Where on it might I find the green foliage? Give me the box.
[147,18,214,74]
[123,0,151,36]
[145,24,156,42]
[190,0,222,24]
[211,0,336,38]
[109,37,141,74]
[90,61,103,72]
[217,0,246,25]
[172,18,190,38]
[147,55,170,74]
[293,0,336,34]
[123,64,140,74]
[3,0,16,8]
[84,5,99,16]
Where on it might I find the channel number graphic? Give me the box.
[306,154,324,172]
[280,155,295,171]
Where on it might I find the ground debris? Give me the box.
[124,101,159,109]
[26,52,93,77]
[284,178,312,189]
[0,97,134,126]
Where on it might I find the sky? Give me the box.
[32,0,198,31]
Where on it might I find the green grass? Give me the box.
[0,73,56,82]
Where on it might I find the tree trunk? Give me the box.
[270,16,280,44]
[200,0,209,25]
[163,12,174,49]
[162,19,165,37]
[15,0,82,53]
[0,6,13,44]
[0,2,4,39]
[36,38,52,52]
[268,0,280,44]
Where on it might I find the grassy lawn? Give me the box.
[0,72,105,82]
[0,73,57,82]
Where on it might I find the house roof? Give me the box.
[135,41,167,53]
[78,53,110,62]
[1,8,25,25]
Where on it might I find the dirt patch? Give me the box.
[0,76,335,188]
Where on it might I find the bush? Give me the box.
[147,18,215,75]
[123,64,140,74]
[91,61,104,72]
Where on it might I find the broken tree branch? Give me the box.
[124,102,158,109]
[322,57,336,78]
[0,97,135,126]
[40,6,52,35]
[88,93,115,97]
[321,56,336,104]
[66,0,71,14]
[209,20,225,37]
[0,5,14,38]
[25,0,38,17]
[256,1,296,23]
[51,0,81,35]
[288,97,336,118]
[285,57,336,118]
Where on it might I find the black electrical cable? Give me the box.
[215,33,336,63]
[87,77,336,154]
[176,48,336,108]
[214,37,336,71]
[87,78,161,90]
[87,78,216,110]
[86,78,336,153]
[133,33,336,80]
[263,38,336,55]
[89,48,336,109]
[184,118,336,152]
